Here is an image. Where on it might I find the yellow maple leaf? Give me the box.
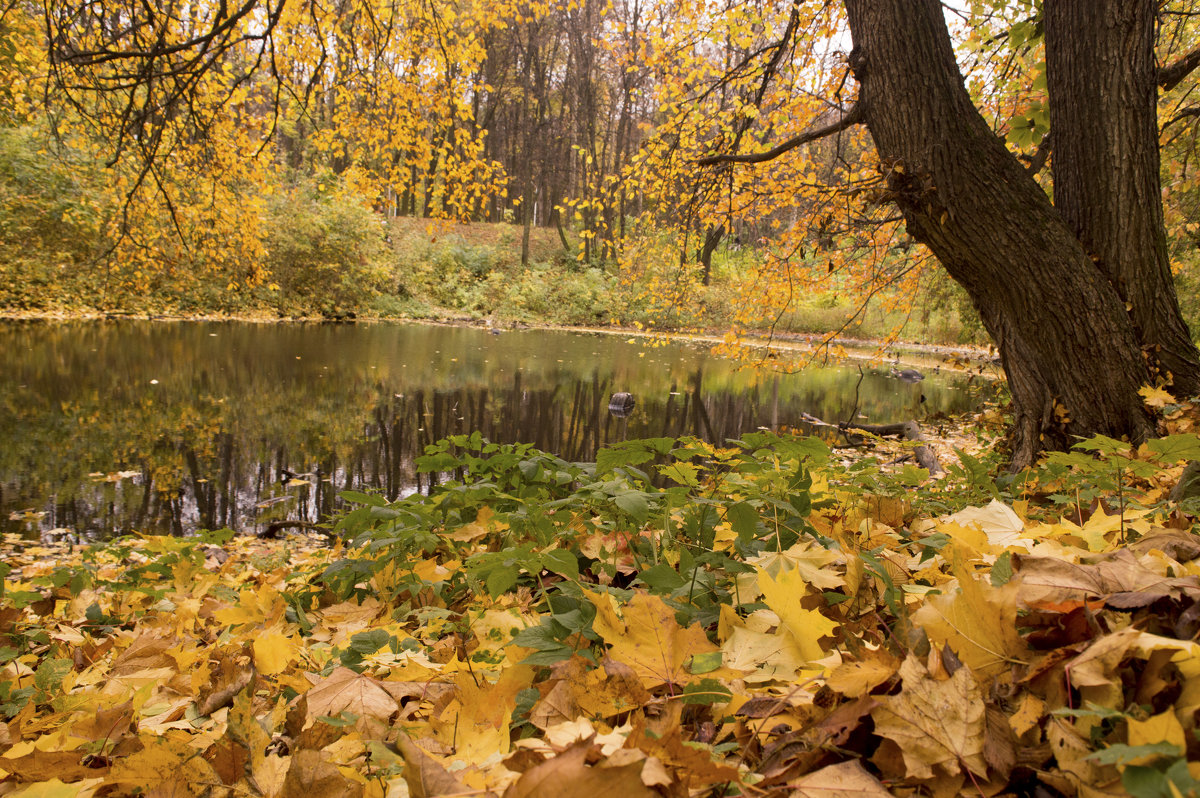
[720,613,814,683]
[826,648,900,698]
[586,589,728,688]
[756,567,838,663]
[433,666,532,762]
[910,555,1028,680]
[447,506,509,542]
[1140,385,1176,408]
[253,630,300,676]
[1126,709,1186,762]
[107,734,223,793]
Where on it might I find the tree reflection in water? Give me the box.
[0,321,984,538]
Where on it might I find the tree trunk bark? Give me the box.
[1044,0,1200,395]
[697,223,725,286]
[843,0,1156,468]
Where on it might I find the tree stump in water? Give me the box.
[608,392,635,417]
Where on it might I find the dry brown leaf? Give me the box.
[66,702,136,745]
[982,705,1016,778]
[788,759,892,797]
[529,679,580,730]
[870,655,987,780]
[110,631,177,675]
[302,666,400,724]
[501,738,659,798]
[198,665,256,717]
[202,738,250,787]
[283,749,365,798]
[394,733,474,797]
[1013,550,1200,605]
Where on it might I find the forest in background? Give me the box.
[0,0,1194,347]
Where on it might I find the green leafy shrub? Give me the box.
[0,126,109,309]
[487,264,619,325]
[264,176,392,316]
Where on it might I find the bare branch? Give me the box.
[697,103,864,166]
[1160,42,1200,91]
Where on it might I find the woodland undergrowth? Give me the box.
[4,390,1200,797]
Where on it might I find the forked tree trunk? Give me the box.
[841,0,1184,467]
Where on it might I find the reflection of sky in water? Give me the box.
[0,321,986,538]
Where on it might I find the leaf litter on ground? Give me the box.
[3,400,1200,797]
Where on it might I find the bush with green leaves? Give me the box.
[0,126,109,309]
[263,176,393,316]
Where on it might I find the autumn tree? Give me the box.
[687,0,1200,466]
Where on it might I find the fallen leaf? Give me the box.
[825,649,899,698]
[433,666,532,761]
[586,589,729,688]
[911,555,1028,680]
[1126,709,1186,753]
[1007,693,1045,738]
[5,778,106,798]
[789,759,892,797]
[870,655,987,780]
[282,749,364,798]
[303,666,400,724]
[253,630,300,675]
[394,733,473,797]
[502,738,659,798]
[1013,550,1200,606]
[757,567,838,662]
[107,735,223,795]
[1,751,110,784]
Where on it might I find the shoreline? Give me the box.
[0,308,1001,375]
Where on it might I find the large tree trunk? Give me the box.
[1044,0,1200,396]
[842,0,1159,467]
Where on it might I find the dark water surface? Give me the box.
[0,320,984,538]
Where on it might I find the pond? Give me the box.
[0,320,990,539]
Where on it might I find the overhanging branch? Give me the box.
[1160,43,1200,91]
[1163,105,1200,130]
[1021,131,1052,176]
[697,103,864,166]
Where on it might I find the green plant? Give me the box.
[263,174,392,315]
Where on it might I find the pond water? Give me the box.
[0,320,988,538]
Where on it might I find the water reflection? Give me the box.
[0,320,984,538]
